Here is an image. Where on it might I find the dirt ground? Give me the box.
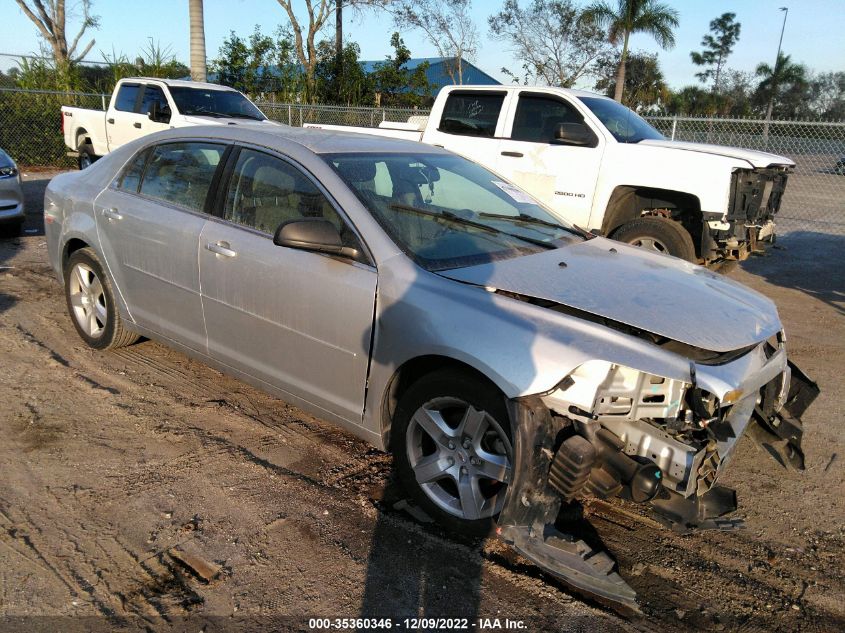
[1,171,843,633]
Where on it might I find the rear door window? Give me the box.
[438,92,505,138]
[117,148,150,193]
[138,142,226,212]
[114,83,141,112]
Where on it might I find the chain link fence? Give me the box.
[254,99,430,129]
[1,88,842,234]
[0,88,107,169]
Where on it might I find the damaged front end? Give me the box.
[702,166,791,263]
[495,338,818,612]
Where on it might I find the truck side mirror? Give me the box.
[148,101,171,124]
[553,122,597,148]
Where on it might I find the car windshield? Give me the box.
[168,87,266,120]
[579,96,664,143]
[325,152,582,271]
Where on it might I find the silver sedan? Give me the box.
[0,148,25,233]
[43,125,816,609]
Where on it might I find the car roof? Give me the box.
[121,77,238,91]
[444,84,607,99]
[149,123,450,156]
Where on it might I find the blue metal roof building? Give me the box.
[359,57,501,90]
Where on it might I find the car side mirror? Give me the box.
[148,101,171,124]
[273,218,344,255]
[553,122,597,147]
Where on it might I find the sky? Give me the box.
[1,0,844,90]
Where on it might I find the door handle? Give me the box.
[102,208,123,221]
[205,241,237,258]
[133,122,142,129]
[501,151,524,158]
[107,118,115,124]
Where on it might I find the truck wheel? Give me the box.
[78,145,96,170]
[392,368,513,536]
[64,248,139,349]
[612,217,696,262]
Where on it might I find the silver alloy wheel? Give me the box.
[406,396,513,520]
[68,262,107,338]
[629,237,668,252]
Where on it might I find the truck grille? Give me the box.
[727,167,789,226]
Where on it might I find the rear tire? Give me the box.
[391,368,513,536]
[77,144,96,170]
[64,247,139,349]
[612,216,697,262]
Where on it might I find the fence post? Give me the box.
[288,104,292,126]
[671,115,677,141]
[101,94,106,110]
[382,108,386,123]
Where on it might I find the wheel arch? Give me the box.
[74,127,90,149]
[61,237,91,276]
[601,185,704,256]
[378,354,508,449]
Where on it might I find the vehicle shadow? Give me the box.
[0,174,54,314]
[20,175,52,236]
[740,231,845,316]
[0,227,15,314]
[358,472,486,624]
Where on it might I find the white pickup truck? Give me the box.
[308,85,795,266]
[62,77,273,169]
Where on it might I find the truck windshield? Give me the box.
[168,87,266,121]
[579,97,664,143]
[325,152,583,271]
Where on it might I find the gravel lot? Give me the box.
[1,171,843,632]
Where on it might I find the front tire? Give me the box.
[392,369,513,535]
[612,216,697,262]
[64,248,139,349]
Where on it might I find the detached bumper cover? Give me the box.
[747,359,819,470]
[496,397,639,612]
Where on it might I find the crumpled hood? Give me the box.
[439,238,781,353]
[639,139,795,169]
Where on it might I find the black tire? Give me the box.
[77,144,96,170]
[64,247,139,349]
[391,368,513,536]
[612,216,697,262]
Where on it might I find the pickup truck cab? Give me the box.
[307,85,795,266]
[62,78,273,169]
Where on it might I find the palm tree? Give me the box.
[583,0,679,103]
[189,0,206,81]
[756,52,806,121]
